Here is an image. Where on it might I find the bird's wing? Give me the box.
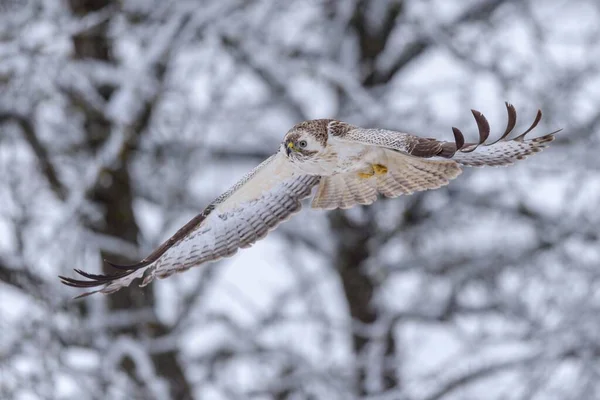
[329,103,559,167]
[59,152,320,298]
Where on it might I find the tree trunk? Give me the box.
[330,210,398,395]
[68,1,193,398]
[330,2,405,394]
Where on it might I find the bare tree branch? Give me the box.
[0,111,66,201]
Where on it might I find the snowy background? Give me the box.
[0,0,598,399]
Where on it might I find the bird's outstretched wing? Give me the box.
[59,152,320,298]
[329,103,560,167]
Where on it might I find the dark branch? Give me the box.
[0,111,67,201]
[371,0,511,85]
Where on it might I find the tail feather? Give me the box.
[377,151,462,198]
[311,174,377,210]
[311,150,461,209]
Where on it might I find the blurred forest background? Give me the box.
[0,0,598,399]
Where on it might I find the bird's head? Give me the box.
[282,119,330,161]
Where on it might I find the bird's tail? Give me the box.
[311,172,378,209]
[311,151,461,209]
[375,151,462,198]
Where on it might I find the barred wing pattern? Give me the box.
[60,153,320,298]
[329,103,559,167]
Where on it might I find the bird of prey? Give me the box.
[60,103,559,298]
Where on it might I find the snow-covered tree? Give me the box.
[1,1,598,399]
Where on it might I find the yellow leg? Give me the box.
[373,164,388,175]
[357,165,374,179]
[358,164,387,179]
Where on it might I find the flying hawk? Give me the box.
[60,103,559,297]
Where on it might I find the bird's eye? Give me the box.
[298,140,308,148]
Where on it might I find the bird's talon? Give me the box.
[373,164,388,175]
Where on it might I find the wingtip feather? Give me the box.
[449,103,560,167]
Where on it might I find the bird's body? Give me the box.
[289,136,374,175]
[330,137,383,173]
[60,103,560,297]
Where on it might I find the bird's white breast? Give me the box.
[288,137,385,176]
[328,137,384,174]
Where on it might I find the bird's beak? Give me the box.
[286,141,295,156]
